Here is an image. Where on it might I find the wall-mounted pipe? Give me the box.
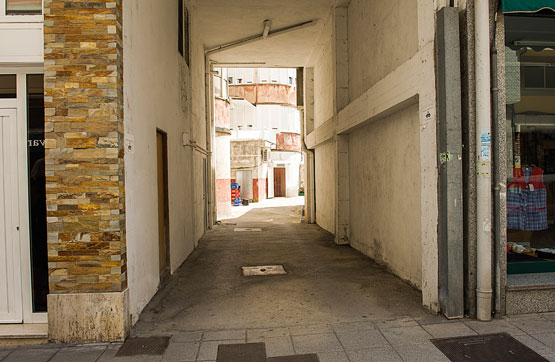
[475,0,493,321]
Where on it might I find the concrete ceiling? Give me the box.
[192,0,340,67]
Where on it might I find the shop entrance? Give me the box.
[0,71,47,324]
[0,107,23,323]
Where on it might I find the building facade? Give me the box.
[228,68,303,202]
[1,0,555,344]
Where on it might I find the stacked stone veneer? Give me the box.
[44,0,126,295]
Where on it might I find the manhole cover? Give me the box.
[242,265,286,276]
[432,333,549,362]
[268,354,320,362]
[116,336,170,356]
[216,343,266,362]
[234,228,262,232]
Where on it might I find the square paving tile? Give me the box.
[316,351,349,362]
[170,332,203,343]
[332,321,375,332]
[432,333,549,362]
[514,333,554,355]
[215,343,266,362]
[381,326,433,346]
[374,317,419,329]
[346,347,403,362]
[117,337,171,356]
[2,347,59,362]
[335,328,388,350]
[464,319,525,336]
[292,333,343,354]
[162,342,199,362]
[203,330,246,341]
[423,322,477,338]
[533,332,555,350]
[506,315,555,335]
[50,345,107,362]
[394,342,451,362]
[248,336,294,357]
[0,348,15,360]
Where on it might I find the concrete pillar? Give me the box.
[436,7,464,319]
[44,0,129,343]
[334,7,349,112]
[335,135,350,245]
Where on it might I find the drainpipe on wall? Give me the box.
[204,54,216,228]
[475,0,493,321]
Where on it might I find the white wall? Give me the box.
[123,0,205,324]
[314,142,336,233]
[348,104,422,287]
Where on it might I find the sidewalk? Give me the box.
[3,314,555,361]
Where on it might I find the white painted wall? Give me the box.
[348,104,422,287]
[123,0,206,324]
[314,142,336,234]
[348,0,418,101]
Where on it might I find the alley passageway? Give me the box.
[133,198,434,335]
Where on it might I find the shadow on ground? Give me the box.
[133,201,435,334]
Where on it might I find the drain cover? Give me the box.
[242,265,286,276]
[432,333,548,362]
[116,336,170,356]
[235,228,262,232]
[268,354,320,362]
[216,343,266,362]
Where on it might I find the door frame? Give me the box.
[156,129,170,280]
[0,66,47,324]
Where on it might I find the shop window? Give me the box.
[0,74,16,98]
[505,14,555,275]
[6,0,42,15]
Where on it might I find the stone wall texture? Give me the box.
[44,0,126,294]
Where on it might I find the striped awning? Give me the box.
[502,0,555,13]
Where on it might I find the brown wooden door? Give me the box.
[157,131,169,277]
[274,168,286,197]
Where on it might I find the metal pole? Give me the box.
[475,0,493,321]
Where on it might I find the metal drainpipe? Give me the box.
[475,0,493,321]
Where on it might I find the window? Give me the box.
[6,0,42,15]
[523,65,555,89]
[0,74,16,98]
[228,77,233,84]
[178,0,190,66]
[238,78,243,84]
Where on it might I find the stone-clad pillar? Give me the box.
[43,0,129,343]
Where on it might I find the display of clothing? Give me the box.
[507,166,548,231]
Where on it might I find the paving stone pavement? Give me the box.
[4,314,555,361]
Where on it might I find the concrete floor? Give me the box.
[133,197,435,334]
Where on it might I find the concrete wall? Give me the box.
[123,0,205,324]
[315,141,336,233]
[312,12,335,128]
[348,104,422,287]
[347,0,419,100]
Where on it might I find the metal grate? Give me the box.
[234,228,263,232]
[116,336,170,356]
[216,343,266,362]
[267,354,320,362]
[432,333,549,362]
[242,265,286,276]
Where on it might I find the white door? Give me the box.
[0,108,23,323]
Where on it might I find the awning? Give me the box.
[502,0,555,13]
